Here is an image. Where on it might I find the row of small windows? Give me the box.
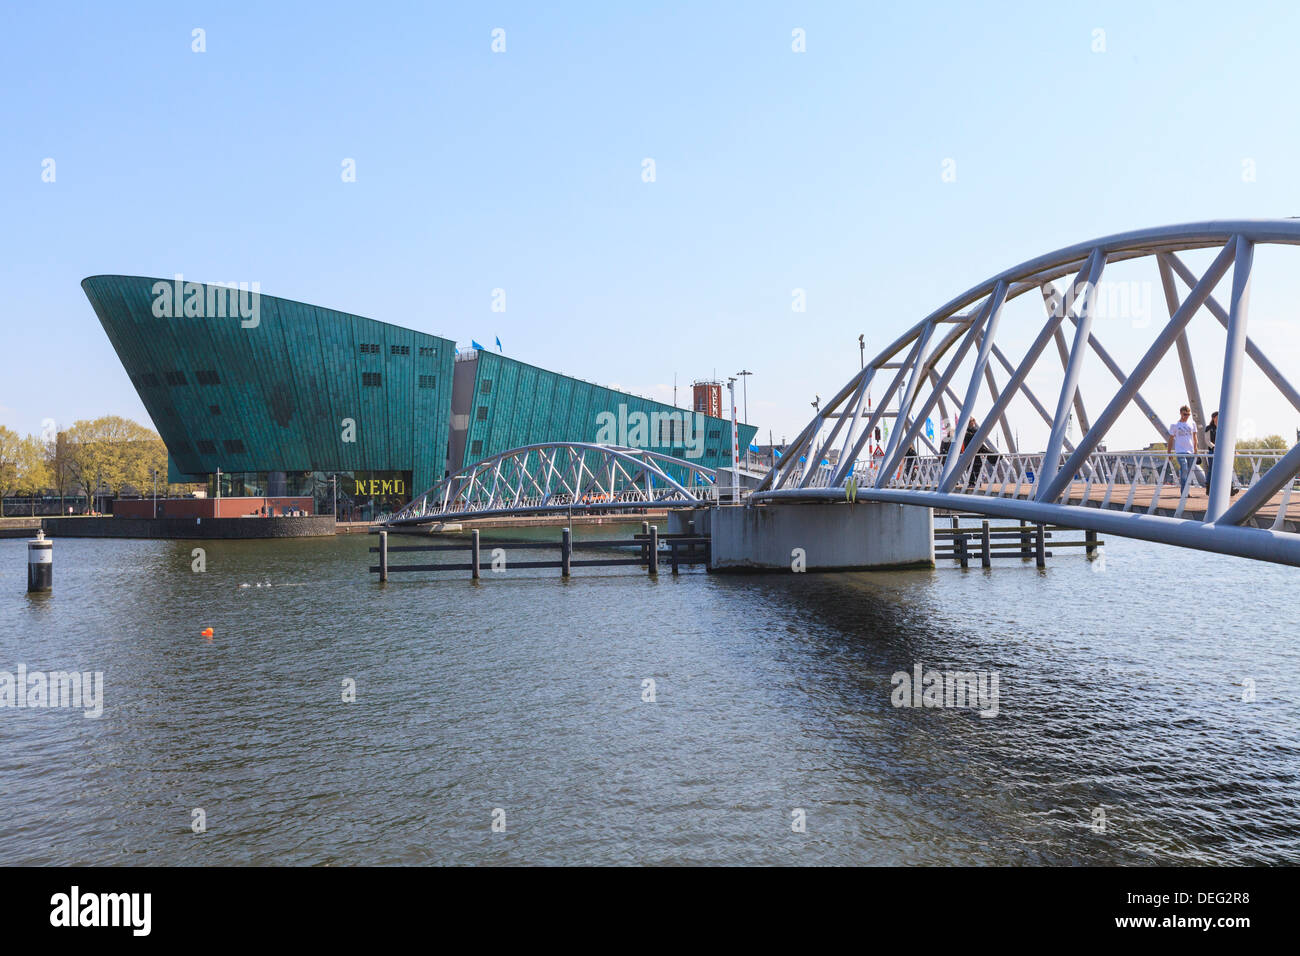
[134,369,221,388]
[193,439,245,455]
[362,372,438,388]
[476,406,488,421]
[359,343,437,357]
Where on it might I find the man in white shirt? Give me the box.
[1168,405,1198,492]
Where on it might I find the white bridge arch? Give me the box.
[754,220,1300,567]
[387,443,717,524]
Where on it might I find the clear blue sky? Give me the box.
[4,1,1299,450]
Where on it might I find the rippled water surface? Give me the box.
[1,526,1297,865]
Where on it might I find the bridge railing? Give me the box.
[833,448,1292,516]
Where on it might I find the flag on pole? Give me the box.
[471,339,484,351]
[495,336,502,352]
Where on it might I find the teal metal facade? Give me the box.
[84,276,759,505]
[82,276,456,494]
[457,352,757,473]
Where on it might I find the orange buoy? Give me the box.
[200,627,214,639]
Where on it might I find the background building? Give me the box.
[693,380,723,419]
[447,351,755,478]
[84,276,756,517]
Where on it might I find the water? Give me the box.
[1,526,1297,865]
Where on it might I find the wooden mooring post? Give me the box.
[379,530,388,582]
[980,519,991,568]
[648,526,659,577]
[561,527,572,577]
[1035,523,1046,569]
[471,528,481,580]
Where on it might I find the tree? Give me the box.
[46,431,75,512]
[0,425,19,516]
[14,434,52,515]
[62,417,171,511]
[1234,434,1290,483]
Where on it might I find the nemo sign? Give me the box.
[353,479,405,496]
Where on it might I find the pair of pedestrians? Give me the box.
[1169,407,1231,494]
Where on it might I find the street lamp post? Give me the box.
[727,377,740,504]
[735,369,752,466]
[859,334,865,369]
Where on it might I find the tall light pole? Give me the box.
[858,334,865,369]
[727,377,740,504]
[735,369,752,467]
[735,369,752,424]
[152,469,158,518]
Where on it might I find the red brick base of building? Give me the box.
[113,496,314,519]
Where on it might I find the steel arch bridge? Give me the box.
[387,443,717,524]
[754,220,1300,567]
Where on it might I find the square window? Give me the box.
[476,405,488,421]
[480,379,492,394]
[471,440,483,456]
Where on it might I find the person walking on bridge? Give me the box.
[1204,410,1219,493]
[1169,405,1197,493]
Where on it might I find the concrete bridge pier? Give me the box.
[667,508,711,536]
[709,502,933,572]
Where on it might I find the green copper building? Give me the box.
[84,275,755,518]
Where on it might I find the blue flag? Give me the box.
[495,336,502,351]
[749,443,760,453]
[773,448,783,459]
[471,340,484,351]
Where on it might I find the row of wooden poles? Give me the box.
[934,516,1101,569]
[372,522,710,580]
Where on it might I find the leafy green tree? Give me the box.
[1234,434,1290,483]
[0,425,19,515]
[14,434,51,514]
